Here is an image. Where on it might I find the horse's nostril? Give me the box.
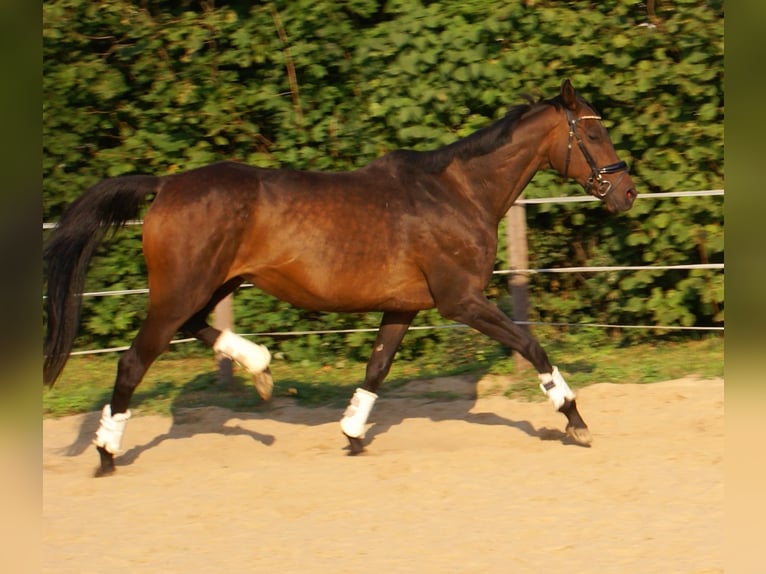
[626,188,636,201]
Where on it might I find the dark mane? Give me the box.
[388,96,564,174]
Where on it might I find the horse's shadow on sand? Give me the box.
[59,369,585,472]
[58,373,277,471]
[362,405,577,451]
[61,405,277,471]
[358,377,586,452]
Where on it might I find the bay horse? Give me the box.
[44,79,636,476]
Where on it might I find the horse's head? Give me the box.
[548,79,636,213]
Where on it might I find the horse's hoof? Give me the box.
[94,465,116,478]
[94,446,116,477]
[253,369,274,401]
[344,433,366,456]
[566,425,593,446]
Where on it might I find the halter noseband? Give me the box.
[563,109,629,198]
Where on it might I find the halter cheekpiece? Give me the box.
[563,109,628,198]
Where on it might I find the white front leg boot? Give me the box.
[539,366,576,410]
[93,404,131,454]
[213,329,271,374]
[340,388,378,439]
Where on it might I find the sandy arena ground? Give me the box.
[43,375,723,573]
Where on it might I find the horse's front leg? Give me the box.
[436,291,592,445]
[539,366,592,444]
[341,311,417,454]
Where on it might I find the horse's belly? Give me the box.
[247,265,434,313]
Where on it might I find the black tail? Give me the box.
[43,175,160,386]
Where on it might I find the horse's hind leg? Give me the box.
[341,311,417,454]
[179,278,273,400]
[95,311,184,476]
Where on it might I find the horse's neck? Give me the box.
[462,113,555,221]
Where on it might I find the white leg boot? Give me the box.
[214,329,273,400]
[213,329,271,374]
[340,388,378,439]
[93,404,131,454]
[539,366,576,410]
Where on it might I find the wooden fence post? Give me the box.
[214,294,234,386]
[505,204,532,371]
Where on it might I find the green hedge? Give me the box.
[43,0,723,357]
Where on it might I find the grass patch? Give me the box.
[494,333,724,401]
[43,333,723,418]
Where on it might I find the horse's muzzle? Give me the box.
[606,185,637,213]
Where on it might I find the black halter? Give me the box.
[563,109,629,198]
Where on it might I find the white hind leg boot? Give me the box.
[93,404,131,454]
[539,366,576,410]
[340,388,378,439]
[213,329,271,374]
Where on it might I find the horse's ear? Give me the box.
[561,79,578,111]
